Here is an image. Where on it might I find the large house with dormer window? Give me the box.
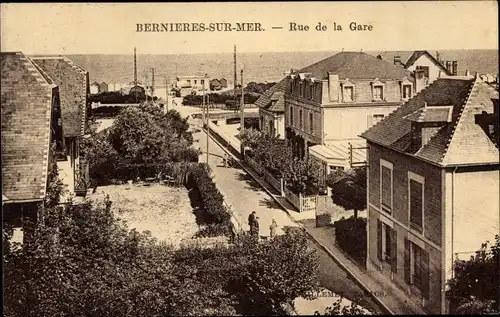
[284,51,414,183]
[360,76,499,314]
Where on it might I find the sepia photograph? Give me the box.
[1,1,499,316]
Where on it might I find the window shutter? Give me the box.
[404,237,411,284]
[390,228,398,273]
[377,219,383,261]
[421,250,430,300]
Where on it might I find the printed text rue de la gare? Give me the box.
[136,22,374,32]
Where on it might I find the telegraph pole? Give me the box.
[204,75,209,165]
[151,67,155,100]
[240,68,244,131]
[165,76,169,113]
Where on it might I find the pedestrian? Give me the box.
[248,211,256,232]
[223,154,227,168]
[252,217,260,238]
[269,218,278,239]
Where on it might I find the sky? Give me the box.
[1,2,498,55]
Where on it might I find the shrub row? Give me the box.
[188,164,233,238]
[334,217,367,267]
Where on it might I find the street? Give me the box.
[191,119,382,314]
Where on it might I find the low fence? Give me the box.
[246,156,265,176]
[262,168,283,195]
[244,154,320,213]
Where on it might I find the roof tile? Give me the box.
[31,56,89,137]
[362,77,499,167]
[1,52,54,201]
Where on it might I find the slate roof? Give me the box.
[1,52,56,201]
[255,78,288,113]
[296,51,412,80]
[361,77,499,167]
[403,106,453,123]
[372,50,499,77]
[31,56,88,137]
[404,50,451,75]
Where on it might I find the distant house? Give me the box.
[360,76,499,314]
[219,77,228,88]
[403,51,455,92]
[129,84,146,100]
[31,56,90,199]
[1,52,65,241]
[256,78,287,139]
[90,81,100,94]
[210,78,222,91]
[175,75,210,97]
[100,81,108,92]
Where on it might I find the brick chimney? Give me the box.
[328,73,339,102]
[394,56,402,67]
[452,61,458,76]
[475,98,499,145]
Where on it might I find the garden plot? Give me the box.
[90,183,199,247]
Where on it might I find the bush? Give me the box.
[188,164,233,237]
[334,217,367,267]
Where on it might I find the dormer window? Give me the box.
[342,79,355,102]
[401,77,413,100]
[404,103,453,152]
[372,79,385,101]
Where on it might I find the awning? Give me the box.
[309,141,367,168]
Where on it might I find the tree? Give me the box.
[446,235,499,314]
[244,82,264,94]
[4,199,321,316]
[229,231,320,315]
[238,128,263,149]
[284,157,321,195]
[314,297,367,315]
[326,168,367,219]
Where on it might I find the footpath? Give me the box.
[205,122,427,316]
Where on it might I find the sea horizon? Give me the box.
[53,49,498,85]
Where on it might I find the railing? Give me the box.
[74,160,89,197]
[262,168,283,195]
[245,156,265,176]
[301,195,317,213]
[284,186,301,211]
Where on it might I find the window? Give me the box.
[299,109,303,129]
[416,66,430,78]
[377,220,397,273]
[404,239,430,298]
[329,165,344,174]
[201,79,205,86]
[194,80,197,84]
[373,85,384,101]
[373,114,385,125]
[412,243,423,288]
[380,160,393,213]
[290,106,294,125]
[403,84,412,99]
[409,173,424,232]
[309,112,314,134]
[344,86,354,102]
[311,84,316,100]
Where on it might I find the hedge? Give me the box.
[334,217,367,267]
[188,164,233,238]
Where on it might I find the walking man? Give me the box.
[248,211,256,235]
[252,217,260,238]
